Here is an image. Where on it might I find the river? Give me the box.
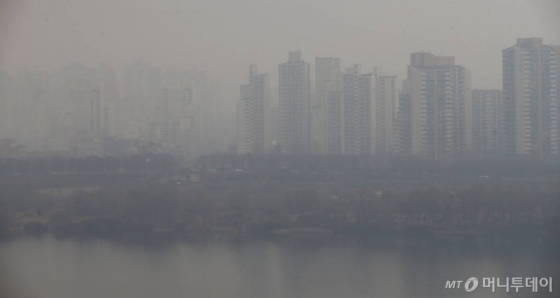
[1,235,557,298]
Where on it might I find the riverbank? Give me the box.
[4,217,557,243]
[2,172,559,245]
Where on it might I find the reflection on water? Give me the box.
[1,236,558,298]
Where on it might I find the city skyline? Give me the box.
[1,37,560,161]
[236,37,558,161]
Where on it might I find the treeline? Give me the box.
[0,153,176,174]
[196,154,560,177]
[2,178,559,240]
[1,153,559,178]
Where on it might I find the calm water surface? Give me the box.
[1,235,558,298]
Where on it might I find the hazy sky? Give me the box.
[1,0,559,96]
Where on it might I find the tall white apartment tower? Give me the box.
[325,90,343,155]
[237,65,270,155]
[314,57,342,155]
[342,64,375,155]
[472,90,504,157]
[237,85,251,155]
[394,84,412,156]
[279,51,311,155]
[502,38,559,158]
[374,69,397,154]
[407,52,472,161]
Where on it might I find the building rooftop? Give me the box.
[516,37,543,49]
[410,52,455,68]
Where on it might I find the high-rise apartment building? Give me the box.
[150,69,202,161]
[51,65,89,153]
[342,64,375,155]
[237,85,251,155]
[472,90,503,157]
[502,38,559,158]
[236,65,270,155]
[406,52,472,160]
[394,87,412,156]
[314,57,342,154]
[325,90,343,154]
[47,63,117,156]
[122,61,162,140]
[95,65,118,140]
[11,70,52,152]
[374,70,397,154]
[279,51,311,155]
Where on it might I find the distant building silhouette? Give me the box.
[237,65,270,155]
[374,70,398,154]
[325,90,343,155]
[278,51,311,155]
[472,90,503,157]
[404,52,472,161]
[394,89,412,156]
[342,64,374,155]
[502,38,559,159]
[314,57,342,155]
